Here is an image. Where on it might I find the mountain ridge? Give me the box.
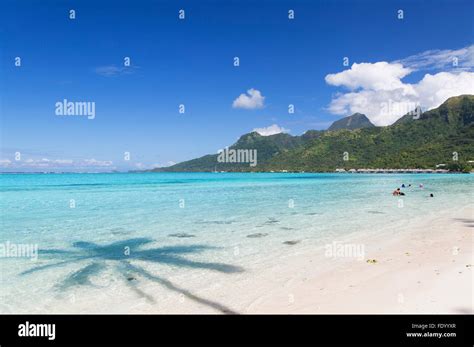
[328,113,375,131]
[149,95,474,172]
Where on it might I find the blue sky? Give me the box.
[1,0,473,171]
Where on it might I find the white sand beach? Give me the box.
[129,203,473,314]
[241,204,473,314]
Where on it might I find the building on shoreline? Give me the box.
[335,168,450,173]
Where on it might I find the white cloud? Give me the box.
[82,158,113,167]
[253,124,289,136]
[0,158,114,170]
[416,71,474,106]
[396,45,474,71]
[232,88,265,109]
[325,62,413,92]
[325,46,474,126]
[95,65,137,77]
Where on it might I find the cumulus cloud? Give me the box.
[325,45,474,126]
[232,88,265,109]
[325,62,413,92]
[253,124,289,136]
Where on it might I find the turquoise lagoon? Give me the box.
[0,173,472,312]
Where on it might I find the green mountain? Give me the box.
[327,112,375,131]
[162,131,323,171]
[151,95,474,172]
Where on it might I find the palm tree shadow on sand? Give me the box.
[21,238,244,314]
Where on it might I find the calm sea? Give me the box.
[1,172,472,312]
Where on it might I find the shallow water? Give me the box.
[0,172,472,312]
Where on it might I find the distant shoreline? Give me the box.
[1,170,471,175]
